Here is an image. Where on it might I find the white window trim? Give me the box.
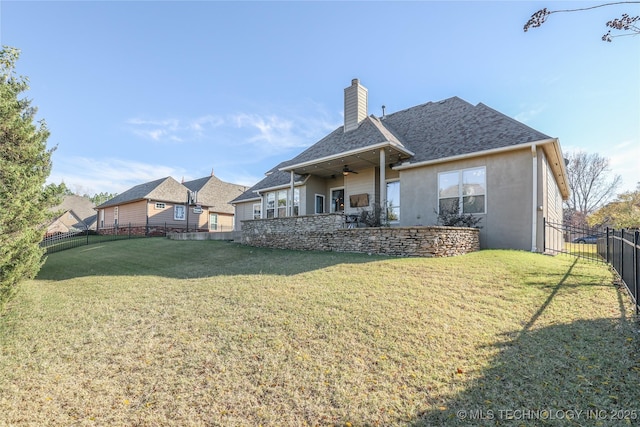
[253,202,262,219]
[329,186,345,213]
[155,202,166,209]
[209,213,218,231]
[437,166,487,215]
[174,205,186,221]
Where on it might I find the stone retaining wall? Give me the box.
[241,214,479,257]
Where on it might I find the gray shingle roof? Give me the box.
[231,96,552,203]
[183,175,248,214]
[51,195,97,229]
[382,98,550,162]
[96,177,187,208]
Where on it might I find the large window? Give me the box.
[386,180,400,222]
[438,167,486,214]
[265,188,300,218]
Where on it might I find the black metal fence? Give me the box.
[543,219,639,315]
[543,219,605,263]
[599,228,640,316]
[41,222,234,254]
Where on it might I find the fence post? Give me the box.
[635,231,639,316]
[621,229,625,282]
[606,227,610,264]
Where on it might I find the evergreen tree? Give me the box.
[0,46,64,306]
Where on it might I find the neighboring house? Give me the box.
[95,174,247,232]
[231,79,569,252]
[47,195,97,235]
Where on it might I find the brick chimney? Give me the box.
[344,78,368,132]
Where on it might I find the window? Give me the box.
[386,180,400,222]
[293,188,300,216]
[174,205,186,220]
[209,213,218,231]
[331,188,344,213]
[253,203,262,219]
[266,192,275,218]
[265,188,299,217]
[155,202,166,209]
[114,206,119,226]
[315,194,325,214]
[277,190,287,217]
[438,167,486,214]
[100,210,104,228]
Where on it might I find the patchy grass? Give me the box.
[0,240,638,426]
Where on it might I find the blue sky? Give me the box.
[2,1,639,195]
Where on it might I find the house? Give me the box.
[47,194,97,235]
[95,174,247,234]
[231,79,569,252]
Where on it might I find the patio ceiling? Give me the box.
[280,144,413,179]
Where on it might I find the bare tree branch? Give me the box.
[524,1,640,41]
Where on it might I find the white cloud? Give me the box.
[515,104,546,123]
[48,156,189,195]
[608,140,640,193]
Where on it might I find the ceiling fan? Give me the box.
[342,165,358,176]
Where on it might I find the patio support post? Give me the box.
[289,171,294,216]
[380,148,386,223]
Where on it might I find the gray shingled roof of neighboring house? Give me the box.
[183,175,248,214]
[96,177,187,208]
[231,96,552,204]
[51,195,97,229]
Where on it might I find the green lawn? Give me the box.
[1,239,638,426]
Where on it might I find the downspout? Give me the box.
[289,171,294,216]
[531,145,538,252]
[379,148,386,222]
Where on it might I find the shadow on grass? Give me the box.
[412,259,640,426]
[36,238,387,281]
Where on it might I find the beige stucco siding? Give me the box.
[398,148,534,250]
[233,200,258,231]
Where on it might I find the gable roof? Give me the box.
[232,95,557,203]
[50,195,97,229]
[96,177,187,208]
[382,97,551,163]
[183,175,248,214]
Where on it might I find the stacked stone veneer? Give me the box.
[241,213,479,257]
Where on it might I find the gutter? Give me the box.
[279,141,414,172]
